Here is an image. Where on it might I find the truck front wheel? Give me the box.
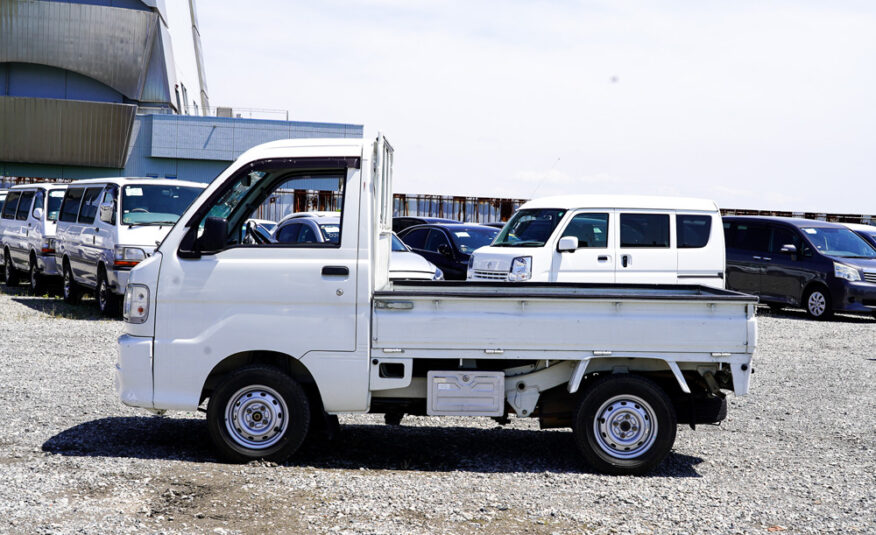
[207,365,311,463]
[573,374,676,475]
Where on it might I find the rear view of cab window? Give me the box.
[620,213,670,248]
[677,215,712,248]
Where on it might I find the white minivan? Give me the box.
[468,195,725,288]
[1,183,67,292]
[55,177,205,314]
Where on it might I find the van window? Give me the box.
[59,188,85,223]
[32,190,44,219]
[677,215,712,248]
[770,227,802,254]
[78,187,104,224]
[47,190,65,221]
[733,223,770,253]
[562,213,608,248]
[620,213,670,248]
[275,223,303,243]
[15,191,34,221]
[2,191,20,219]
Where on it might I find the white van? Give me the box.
[1,183,67,292]
[55,177,205,314]
[468,195,725,288]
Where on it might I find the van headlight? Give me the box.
[508,256,532,282]
[834,262,861,282]
[123,284,150,324]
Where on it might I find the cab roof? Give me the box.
[521,194,719,212]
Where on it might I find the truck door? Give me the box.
[552,211,616,282]
[615,211,677,284]
[153,163,362,409]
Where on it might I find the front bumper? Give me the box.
[114,334,154,409]
[831,280,876,313]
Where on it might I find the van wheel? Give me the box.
[573,374,676,475]
[804,287,832,320]
[4,251,19,287]
[207,365,311,463]
[62,262,81,304]
[96,270,119,316]
[29,258,43,294]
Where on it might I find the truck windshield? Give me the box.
[450,227,500,253]
[801,227,876,258]
[493,209,566,247]
[122,185,203,225]
[47,189,65,221]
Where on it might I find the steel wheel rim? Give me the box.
[808,291,826,316]
[224,385,289,450]
[593,394,658,459]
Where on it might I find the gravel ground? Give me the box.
[0,284,874,535]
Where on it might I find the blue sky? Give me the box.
[198,1,876,213]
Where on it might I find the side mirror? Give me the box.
[780,244,797,254]
[198,217,228,253]
[558,236,579,252]
[437,243,453,257]
[99,202,115,224]
[32,207,43,220]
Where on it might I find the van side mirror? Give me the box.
[99,202,115,224]
[198,217,228,254]
[32,207,43,220]
[780,244,797,254]
[558,236,579,252]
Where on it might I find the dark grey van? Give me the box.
[724,216,876,319]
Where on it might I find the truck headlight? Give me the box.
[123,284,150,324]
[508,256,532,282]
[114,246,146,268]
[834,262,861,282]
[432,267,444,281]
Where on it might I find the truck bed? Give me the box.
[373,281,757,358]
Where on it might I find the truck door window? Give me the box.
[620,213,670,248]
[77,187,103,224]
[677,215,712,248]
[562,213,609,248]
[59,189,85,223]
[1,192,20,219]
[15,191,34,221]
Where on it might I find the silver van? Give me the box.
[1,183,67,292]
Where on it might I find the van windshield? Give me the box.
[801,227,876,258]
[121,185,203,225]
[47,189,65,221]
[493,209,566,247]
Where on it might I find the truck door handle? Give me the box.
[322,266,349,276]
[598,256,609,262]
[621,255,630,268]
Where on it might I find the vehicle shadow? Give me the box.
[42,416,704,478]
[757,306,875,324]
[6,282,107,321]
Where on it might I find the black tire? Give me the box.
[96,269,119,316]
[803,286,832,320]
[207,365,311,463]
[573,374,676,475]
[62,261,82,305]
[29,257,43,294]
[4,250,20,287]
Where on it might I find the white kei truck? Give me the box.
[115,136,757,475]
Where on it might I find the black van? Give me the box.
[723,216,876,319]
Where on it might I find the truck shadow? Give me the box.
[42,416,704,478]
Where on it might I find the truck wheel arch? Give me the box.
[200,350,323,409]
[568,357,691,396]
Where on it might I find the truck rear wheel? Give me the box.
[207,365,310,463]
[573,374,676,475]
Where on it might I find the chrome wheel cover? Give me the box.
[224,385,289,450]
[593,394,658,459]
[808,291,826,317]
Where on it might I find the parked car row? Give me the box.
[1,178,206,314]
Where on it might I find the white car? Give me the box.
[55,177,205,314]
[468,195,725,288]
[390,233,443,280]
[1,183,67,292]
